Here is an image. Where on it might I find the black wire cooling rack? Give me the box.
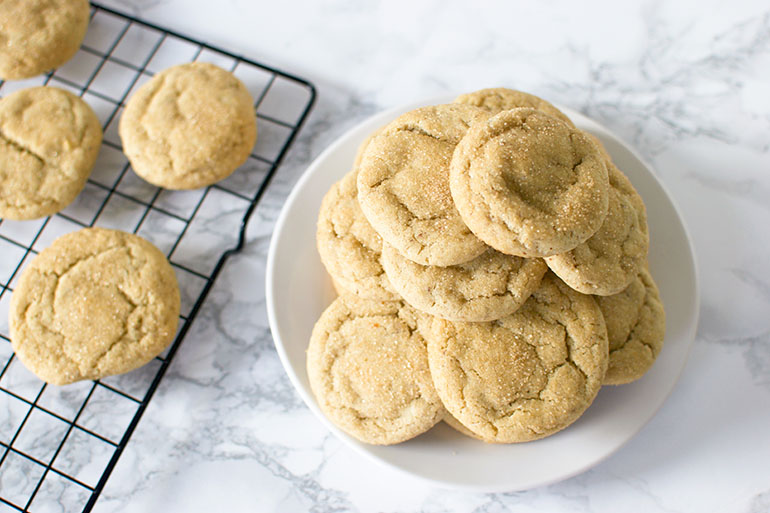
[0,4,315,511]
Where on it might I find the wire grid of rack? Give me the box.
[0,4,315,512]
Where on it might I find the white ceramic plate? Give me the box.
[266,98,699,492]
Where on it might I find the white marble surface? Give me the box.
[64,0,770,511]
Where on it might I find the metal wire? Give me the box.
[0,4,316,511]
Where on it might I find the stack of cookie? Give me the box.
[309,88,666,445]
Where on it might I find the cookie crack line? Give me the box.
[0,128,49,169]
[394,124,450,144]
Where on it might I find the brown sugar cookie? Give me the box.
[357,104,491,267]
[545,155,649,296]
[119,62,257,190]
[0,86,103,220]
[596,267,665,385]
[0,0,90,80]
[306,295,445,445]
[450,108,609,258]
[424,273,608,443]
[454,87,574,127]
[9,227,180,385]
[317,169,399,301]
[380,244,546,322]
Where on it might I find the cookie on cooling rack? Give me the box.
[0,0,91,80]
[119,62,257,190]
[10,227,180,385]
[0,86,102,220]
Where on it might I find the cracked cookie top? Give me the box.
[381,244,547,322]
[356,104,491,266]
[453,87,574,127]
[10,227,180,385]
[317,169,399,301]
[449,108,609,258]
[545,137,649,296]
[306,295,444,445]
[424,273,608,443]
[0,86,102,220]
[119,62,257,190]
[0,0,90,80]
[596,267,665,385]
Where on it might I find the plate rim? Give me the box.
[266,96,700,492]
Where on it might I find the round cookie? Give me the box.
[381,244,547,322]
[545,154,649,295]
[424,273,608,443]
[450,108,609,258]
[307,295,445,445]
[317,170,398,301]
[454,87,574,127]
[10,227,180,385]
[595,267,665,385]
[119,62,257,190]
[0,86,103,220]
[443,412,485,441]
[0,0,90,80]
[357,104,491,267]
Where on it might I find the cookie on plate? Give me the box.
[381,244,546,322]
[0,0,90,80]
[545,151,649,296]
[119,62,257,190]
[357,104,491,267]
[0,86,103,220]
[307,295,445,445]
[450,108,609,258]
[317,169,398,301]
[454,87,574,126]
[10,227,180,385]
[595,267,665,385]
[425,273,608,443]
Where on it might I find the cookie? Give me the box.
[381,244,546,322]
[596,267,665,385]
[454,87,574,127]
[317,170,398,301]
[9,227,180,385]
[450,108,609,257]
[119,62,257,190]
[545,152,649,295]
[357,104,491,266]
[425,273,608,443]
[443,412,485,441]
[306,295,444,445]
[0,86,103,220]
[0,0,90,80]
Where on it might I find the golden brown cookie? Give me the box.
[306,295,444,445]
[357,104,491,266]
[545,156,649,295]
[450,108,609,258]
[596,267,665,385]
[454,87,574,126]
[119,62,257,190]
[0,86,103,220]
[317,170,398,301]
[9,227,180,385]
[425,273,608,443]
[380,244,546,322]
[0,0,90,80]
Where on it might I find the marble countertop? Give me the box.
[57,0,770,511]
